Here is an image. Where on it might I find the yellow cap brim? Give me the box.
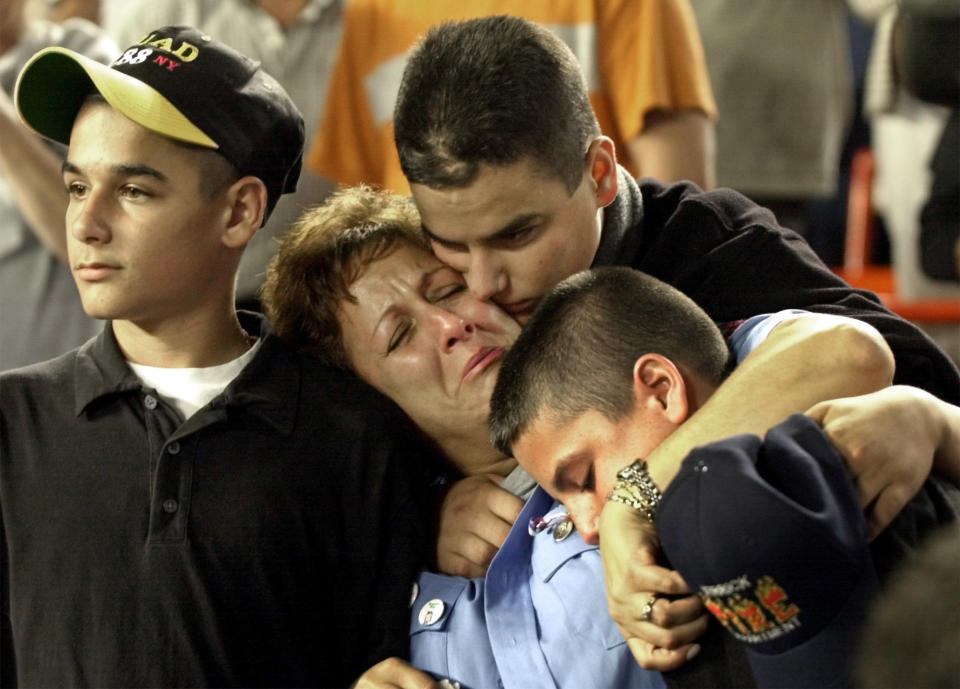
[14,47,217,149]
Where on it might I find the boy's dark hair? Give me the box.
[394,15,601,194]
[489,266,733,455]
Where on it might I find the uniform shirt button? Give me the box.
[162,498,179,514]
[167,441,180,455]
[409,582,419,608]
[418,599,445,626]
[144,394,158,410]
[553,518,574,542]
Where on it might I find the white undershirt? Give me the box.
[129,339,262,420]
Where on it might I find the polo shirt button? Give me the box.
[167,441,180,455]
[162,498,179,514]
[144,394,158,410]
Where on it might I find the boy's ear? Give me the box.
[586,136,619,208]
[632,353,690,425]
[221,176,267,249]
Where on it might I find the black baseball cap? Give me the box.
[656,414,879,689]
[14,25,304,224]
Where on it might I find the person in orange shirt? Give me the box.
[306,0,717,194]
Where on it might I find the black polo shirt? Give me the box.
[1,313,433,688]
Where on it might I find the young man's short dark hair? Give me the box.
[394,14,601,193]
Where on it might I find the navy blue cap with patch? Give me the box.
[656,414,879,689]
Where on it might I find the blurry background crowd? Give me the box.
[2,0,957,374]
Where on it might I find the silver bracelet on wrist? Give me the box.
[606,459,662,522]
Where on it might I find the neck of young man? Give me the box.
[112,299,254,369]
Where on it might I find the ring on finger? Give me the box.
[641,594,659,623]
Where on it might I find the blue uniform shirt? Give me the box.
[409,311,803,688]
[411,488,665,689]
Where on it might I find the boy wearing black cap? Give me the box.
[490,266,960,689]
[0,27,433,687]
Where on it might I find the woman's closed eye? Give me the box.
[387,320,412,354]
[431,283,467,302]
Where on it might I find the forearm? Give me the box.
[876,385,960,486]
[0,89,69,262]
[924,390,960,485]
[626,108,715,189]
[645,315,895,490]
